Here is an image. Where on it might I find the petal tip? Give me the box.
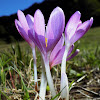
[34,9,41,15]
[76,49,80,52]
[15,19,17,23]
[77,11,81,15]
[56,6,63,11]
[90,17,93,26]
[90,17,93,22]
[90,17,93,20]
[17,10,22,15]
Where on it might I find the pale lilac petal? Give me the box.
[15,19,21,33]
[34,9,45,36]
[46,7,65,52]
[67,44,74,57]
[17,10,29,33]
[26,14,34,29]
[50,45,78,68]
[67,49,80,61]
[50,46,65,68]
[28,30,46,54]
[71,20,91,44]
[77,20,82,27]
[47,7,65,39]
[15,19,32,46]
[65,11,81,40]
[50,36,64,64]
[90,17,93,27]
[50,44,74,68]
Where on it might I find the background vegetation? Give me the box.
[0,0,100,99]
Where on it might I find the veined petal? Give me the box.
[15,19,32,46]
[50,36,64,64]
[26,14,34,29]
[28,30,46,54]
[34,9,45,36]
[50,44,75,68]
[17,10,29,33]
[46,7,65,52]
[47,7,65,39]
[65,11,81,40]
[50,44,74,68]
[50,46,65,69]
[67,49,80,61]
[71,20,91,44]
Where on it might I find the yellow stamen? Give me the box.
[45,38,48,47]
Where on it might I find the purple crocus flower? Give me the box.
[60,11,93,99]
[15,10,34,48]
[61,11,93,74]
[65,11,93,47]
[15,10,38,90]
[28,7,65,55]
[28,7,65,98]
[49,36,80,69]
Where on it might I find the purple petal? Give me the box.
[67,49,80,61]
[26,14,34,29]
[34,9,45,36]
[15,19,21,33]
[46,7,65,51]
[15,19,33,46]
[67,44,74,57]
[90,17,93,27]
[50,44,74,68]
[46,7,65,39]
[50,46,65,69]
[71,20,91,44]
[50,36,64,64]
[17,10,29,33]
[28,30,46,54]
[65,11,81,40]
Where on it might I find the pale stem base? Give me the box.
[39,58,47,100]
[32,48,38,90]
[43,55,57,99]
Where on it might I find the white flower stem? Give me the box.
[61,73,69,100]
[61,45,69,74]
[61,44,70,100]
[39,58,47,100]
[32,48,38,91]
[43,55,57,99]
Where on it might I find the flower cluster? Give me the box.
[15,7,93,100]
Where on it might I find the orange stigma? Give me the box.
[45,38,48,47]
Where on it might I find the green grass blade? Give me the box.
[11,63,30,100]
[51,85,68,100]
[69,80,74,91]
[0,90,11,100]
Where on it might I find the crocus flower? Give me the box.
[28,7,65,98]
[60,11,93,100]
[15,10,38,90]
[65,11,93,47]
[61,11,93,74]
